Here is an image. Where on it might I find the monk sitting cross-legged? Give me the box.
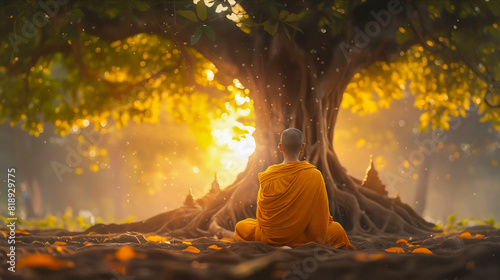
[234,128,355,249]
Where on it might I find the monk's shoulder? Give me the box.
[301,166,324,178]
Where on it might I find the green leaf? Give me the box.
[283,24,291,40]
[263,19,278,35]
[196,1,207,21]
[191,26,203,45]
[68,8,85,22]
[177,10,198,23]
[263,5,278,18]
[202,25,215,41]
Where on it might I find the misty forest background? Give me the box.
[1,94,499,226]
[0,0,499,230]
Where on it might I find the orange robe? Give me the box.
[234,161,355,249]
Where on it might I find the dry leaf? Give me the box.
[412,248,433,255]
[385,247,405,253]
[18,254,74,270]
[183,246,200,253]
[220,238,234,242]
[207,244,222,250]
[474,233,484,238]
[182,241,192,245]
[396,239,408,244]
[53,241,67,246]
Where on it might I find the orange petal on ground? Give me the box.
[18,254,74,270]
[183,246,200,253]
[412,248,433,255]
[115,246,137,262]
[465,261,475,270]
[220,238,234,242]
[147,235,167,243]
[53,241,67,246]
[369,253,385,260]
[353,252,367,261]
[182,241,192,245]
[385,247,405,253]
[474,233,484,238]
[396,239,408,244]
[207,244,222,250]
[459,232,472,239]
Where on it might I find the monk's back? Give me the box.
[256,161,331,246]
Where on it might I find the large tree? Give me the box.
[1,0,499,237]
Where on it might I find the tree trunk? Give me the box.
[413,156,432,216]
[85,10,436,238]
[153,34,435,238]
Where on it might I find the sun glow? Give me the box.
[209,79,256,186]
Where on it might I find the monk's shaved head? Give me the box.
[280,128,304,155]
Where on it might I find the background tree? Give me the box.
[1,0,499,237]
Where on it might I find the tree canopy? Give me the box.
[1,0,499,139]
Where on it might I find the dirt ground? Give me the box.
[1,226,499,280]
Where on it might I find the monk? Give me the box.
[234,128,355,249]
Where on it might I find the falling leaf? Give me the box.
[207,244,222,250]
[183,246,200,253]
[18,254,74,270]
[474,233,484,238]
[396,239,408,244]
[220,238,234,242]
[385,247,405,253]
[412,248,433,255]
[53,241,67,246]
[459,232,472,239]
